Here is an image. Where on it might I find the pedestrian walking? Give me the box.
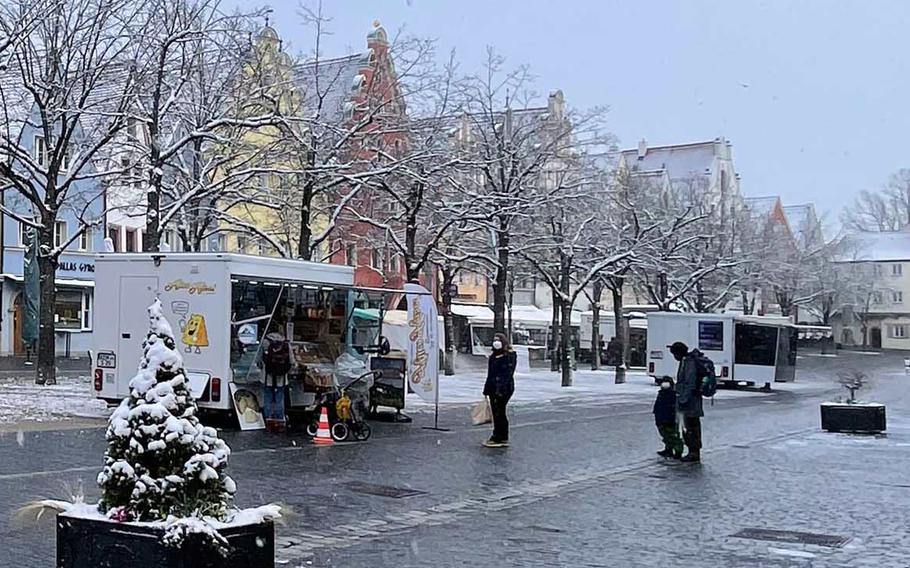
[669,341,715,462]
[482,332,516,448]
[653,376,683,459]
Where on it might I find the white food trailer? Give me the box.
[92,253,381,420]
[647,312,796,387]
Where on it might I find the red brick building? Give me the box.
[298,22,433,300]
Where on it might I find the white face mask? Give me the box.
[492,340,503,350]
[660,381,671,390]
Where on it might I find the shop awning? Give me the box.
[352,307,380,321]
[2,274,95,288]
[454,303,580,328]
[451,303,494,321]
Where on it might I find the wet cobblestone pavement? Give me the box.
[1,352,907,567]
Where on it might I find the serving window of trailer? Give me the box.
[229,278,351,384]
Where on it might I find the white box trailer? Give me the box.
[92,253,355,411]
[646,312,796,387]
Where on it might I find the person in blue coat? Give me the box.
[483,332,516,447]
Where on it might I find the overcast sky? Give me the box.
[241,0,910,224]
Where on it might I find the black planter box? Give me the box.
[821,402,886,434]
[57,513,274,568]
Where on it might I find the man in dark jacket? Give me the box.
[670,341,705,462]
[483,332,517,447]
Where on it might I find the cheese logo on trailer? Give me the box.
[182,314,210,353]
[165,279,216,295]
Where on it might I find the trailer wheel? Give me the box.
[306,422,319,437]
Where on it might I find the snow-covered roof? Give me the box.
[783,203,821,245]
[0,61,130,158]
[838,231,910,262]
[0,65,31,141]
[620,139,720,180]
[743,195,780,218]
[294,52,372,123]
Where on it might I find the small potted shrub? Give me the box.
[30,300,280,567]
[820,370,886,434]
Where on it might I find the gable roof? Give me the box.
[620,139,719,180]
[743,195,780,218]
[0,64,35,142]
[293,51,371,123]
[0,60,129,147]
[783,203,820,245]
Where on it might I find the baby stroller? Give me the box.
[306,371,377,442]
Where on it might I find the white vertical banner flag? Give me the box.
[405,283,438,402]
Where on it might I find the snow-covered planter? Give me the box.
[821,370,886,434]
[820,402,886,434]
[44,300,280,566]
[56,507,276,568]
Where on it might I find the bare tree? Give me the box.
[241,11,439,261]
[456,51,607,332]
[0,0,143,384]
[632,184,735,312]
[843,169,910,232]
[0,0,54,55]
[116,0,285,253]
[518,161,638,387]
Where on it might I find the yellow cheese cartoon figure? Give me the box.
[182,314,209,353]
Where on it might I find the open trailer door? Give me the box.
[774,325,797,382]
[733,322,779,387]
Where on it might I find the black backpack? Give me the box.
[264,339,292,376]
[692,350,718,398]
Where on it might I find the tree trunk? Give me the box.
[506,275,514,337]
[36,230,57,385]
[591,279,604,371]
[143,183,160,252]
[559,255,573,387]
[441,267,456,376]
[776,289,792,318]
[297,170,315,259]
[612,284,627,384]
[741,290,752,315]
[560,297,572,387]
[657,272,669,311]
[550,289,560,372]
[492,225,509,332]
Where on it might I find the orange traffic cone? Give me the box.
[313,406,333,446]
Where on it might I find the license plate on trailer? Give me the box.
[97,352,116,368]
[649,350,663,359]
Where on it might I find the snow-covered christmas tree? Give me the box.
[97,300,236,524]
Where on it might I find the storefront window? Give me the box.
[55,290,84,330]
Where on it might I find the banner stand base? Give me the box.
[421,426,450,432]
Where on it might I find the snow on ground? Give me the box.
[0,365,825,426]
[406,368,656,409]
[406,368,767,411]
[0,375,109,429]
